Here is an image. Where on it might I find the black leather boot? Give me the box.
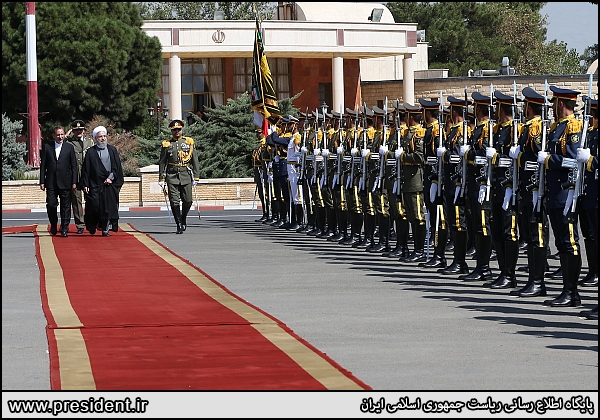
[543,253,582,307]
[369,215,390,253]
[580,305,599,320]
[335,210,349,243]
[279,201,290,229]
[403,223,427,262]
[318,208,336,239]
[355,214,375,249]
[517,246,548,297]
[269,200,280,226]
[171,205,183,234]
[579,239,598,287]
[287,204,301,231]
[491,240,519,289]
[460,234,492,281]
[439,231,469,275]
[340,212,361,245]
[307,207,324,236]
[181,202,192,231]
[420,226,448,268]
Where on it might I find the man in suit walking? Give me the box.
[39,126,78,237]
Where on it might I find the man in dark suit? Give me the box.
[39,126,78,237]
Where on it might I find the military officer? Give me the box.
[285,115,304,231]
[269,117,291,228]
[539,86,583,307]
[328,109,349,242]
[158,119,200,234]
[354,107,377,249]
[65,120,94,234]
[297,111,315,232]
[340,107,364,245]
[252,131,270,222]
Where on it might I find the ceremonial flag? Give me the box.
[251,15,280,137]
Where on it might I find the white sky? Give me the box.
[541,2,598,55]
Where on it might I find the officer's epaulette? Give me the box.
[282,132,292,138]
[259,138,266,146]
[432,124,440,138]
[184,137,194,145]
[481,123,489,139]
[366,127,376,140]
[413,126,426,139]
[527,118,542,139]
[162,140,171,147]
[317,131,323,141]
[516,122,524,137]
[327,128,336,136]
[293,133,302,144]
[565,116,583,134]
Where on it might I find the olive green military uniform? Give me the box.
[65,120,94,232]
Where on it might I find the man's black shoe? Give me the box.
[61,231,68,237]
[50,225,57,235]
[76,228,84,234]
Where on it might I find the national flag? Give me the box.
[251,15,280,128]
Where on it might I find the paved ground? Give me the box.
[2,208,597,392]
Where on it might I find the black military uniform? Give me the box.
[354,108,377,249]
[268,118,291,228]
[541,86,583,307]
[328,110,349,242]
[252,132,270,222]
[340,107,364,245]
[158,119,200,234]
[296,112,315,232]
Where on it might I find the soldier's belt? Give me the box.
[497,158,511,168]
[474,156,487,166]
[287,161,299,165]
[328,155,337,161]
[352,157,362,163]
[369,154,380,161]
[524,161,538,171]
[449,155,461,164]
[315,155,324,162]
[343,156,352,162]
[426,157,438,165]
[306,155,314,161]
[168,163,189,167]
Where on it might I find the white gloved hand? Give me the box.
[532,190,539,207]
[321,148,330,157]
[267,173,273,183]
[509,145,520,159]
[454,185,461,204]
[395,147,404,159]
[477,185,487,204]
[268,161,273,169]
[301,146,308,153]
[351,147,359,156]
[563,189,574,216]
[192,180,199,187]
[486,147,497,160]
[459,145,470,157]
[502,187,512,211]
[437,147,446,158]
[361,148,369,158]
[314,148,321,156]
[158,181,165,189]
[577,148,591,163]
[429,183,438,203]
[537,151,548,164]
[379,145,388,156]
[337,146,344,154]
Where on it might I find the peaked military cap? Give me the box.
[169,119,184,129]
[346,107,360,117]
[361,107,375,118]
[372,106,390,115]
[494,90,522,105]
[288,115,299,122]
[522,87,545,105]
[550,86,580,101]
[448,96,472,108]
[470,92,492,105]
[418,98,441,110]
[331,110,344,118]
[393,102,406,112]
[403,103,422,114]
[280,116,290,123]
[71,120,86,130]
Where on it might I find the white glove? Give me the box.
[532,190,539,207]
[454,185,461,204]
[158,181,165,189]
[537,151,548,164]
[379,145,388,156]
[577,148,591,163]
[314,148,321,156]
[268,161,273,169]
[509,145,520,159]
[301,146,308,153]
[361,148,369,158]
[486,147,497,160]
[267,173,273,183]
[321,148,330,157]
[395,147,404,159]
[459,145,470,157]
[351,147,359,156]
[563,189,574,216]
[337,146,344,154]
[436,147,446,157]
[477,185,487,204]
[502,187,512,211]
[429,183,438,203]
[192,180,199,187]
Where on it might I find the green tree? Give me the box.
[137,2,276,20]
[2,2,162,138]
[2,114,30,181]
[580,44,598,72]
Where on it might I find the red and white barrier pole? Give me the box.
[26,2,40,167]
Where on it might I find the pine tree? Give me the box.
[2,114,30,181]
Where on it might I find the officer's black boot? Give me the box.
[383,218,401,257]
[346,212,364,246]
[491,240,519,289]
[299,207,314,233]
[318,208,336,239]
[355,214,374,249]
[517,245,548,297]
[269,201,280,225]
[278,201,289,228]
[421,226,448,269]
[460,234,492,281]
[307,206,323,236]
[329,209,345,242]
[403,223,427,263]
[181,202,192,231]
[484,239,506,286]
[439,231,469,275]
[288,204,302,231]
[544,253,582,307]
[336,209,349,243]
[579,239,598,287]
[369,215,390,253]
[171,205,183,234]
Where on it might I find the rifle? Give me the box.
[311,108,321,186]
[434,91,444,248]
[510,80,519,209]
[534,80,550,215]
[359,103,368,191]
[299,107,309,183]
[320,106,328,189]
[334,104,344,188]
[484,83,495,202]
[375,97,389,193]
[458,87,469,202]
[392,99,402,195]
[569,73,593,215]
[347,104,360,189]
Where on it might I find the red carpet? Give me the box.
[30,223,371,390]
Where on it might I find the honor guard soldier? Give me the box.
[437,96,471,275]
[509,87,550,297]
[328,109,349,242]
[252,131,270,222]
[307,110,327,237]
[355,107,377,249]
[419,98,447,268]
[318,111,338,239]
[158,119,200,234]
[340,107,363,245]
[577,97,598,319]
[396,103,427,262]
[297,111,315,232]
[285,115,304,231]
[65,120,94,234]
[269,117,291,228]
[576,96,598,288]
[539,86,583,307]
[483,90,524,289]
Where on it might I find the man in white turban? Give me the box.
[80,126,124,236]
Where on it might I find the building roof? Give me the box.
[294,2,396,24]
